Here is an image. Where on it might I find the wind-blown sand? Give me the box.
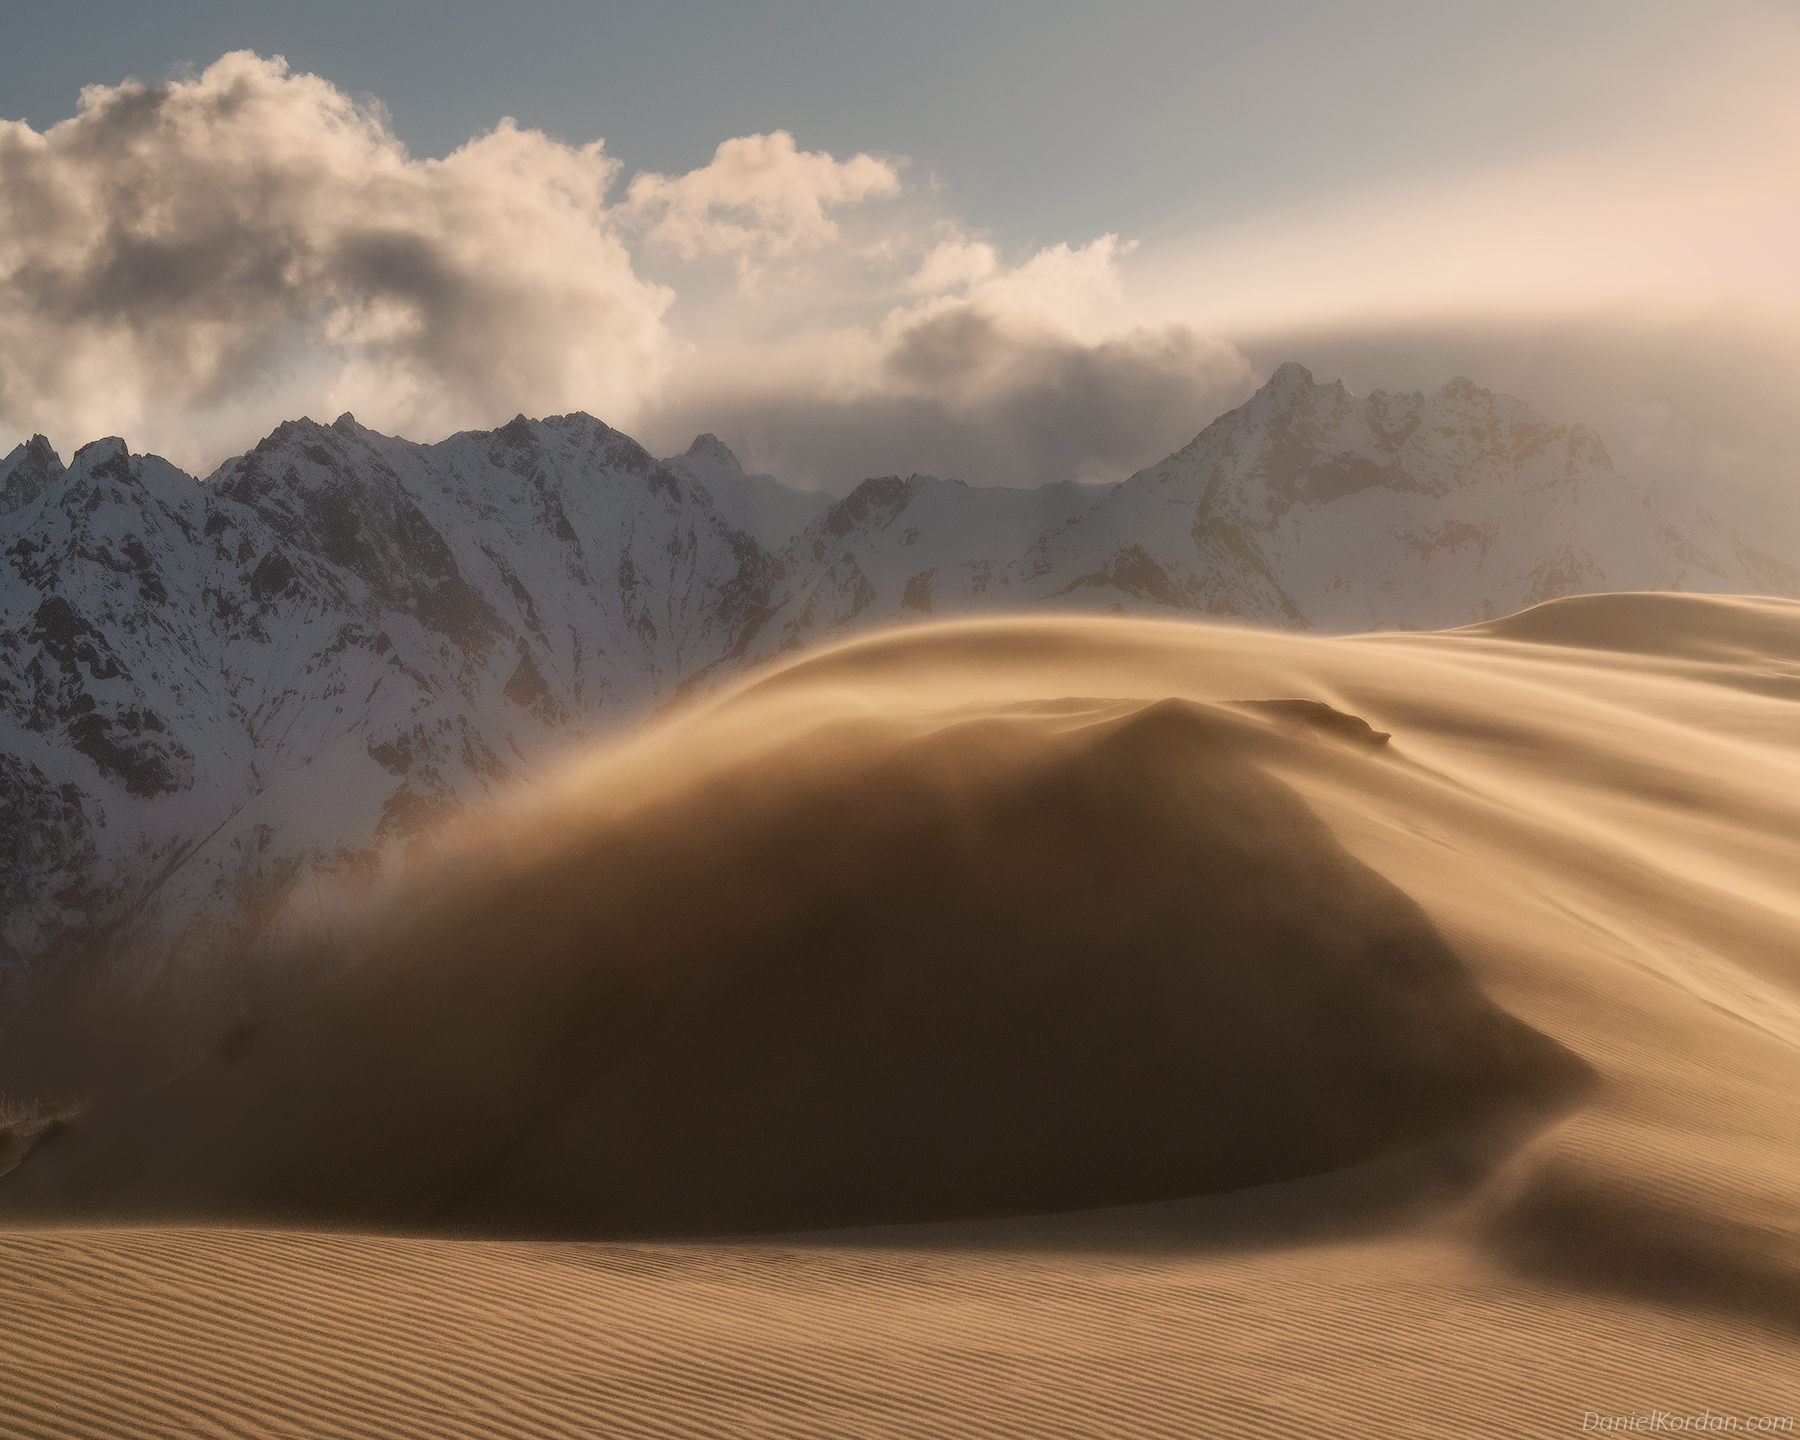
[4,591,1799,1437]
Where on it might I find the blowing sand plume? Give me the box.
[0,696,1589,1234]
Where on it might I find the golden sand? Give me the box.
[4,592,1797,1436]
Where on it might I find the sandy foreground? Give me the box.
[4,591,1799,1436]
[5,1221,1797,1438]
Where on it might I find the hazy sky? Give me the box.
[2,0,1796,524]
[9,0,1772,244]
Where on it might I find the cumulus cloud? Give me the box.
[640,234,1255,488]
[655,320,1254,492]
[0,54,1252,490]
[0,54,1232,488]
[904,238,998,296]
[0,52,683,469]
[624,130,899,280]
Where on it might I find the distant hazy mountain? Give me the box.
[3,365,1793,1005]
[661,432,835,551]
[743,363,1794,651]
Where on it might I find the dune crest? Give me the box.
[0,696,1588,1234]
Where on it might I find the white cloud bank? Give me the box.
[626,130,901,275]
[642,234,1254,487]
[0,53,673,464]
[0,51,1239,485]
[1,46,1795,511]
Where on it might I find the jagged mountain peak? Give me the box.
[662,434,834,551]
[1244,366,1566,443]
[1434,375,1488,402]
[71,436,130,464]
[3,434,63,471]
[1189,365,1585,477]
[1265,360,1317,391]
[494,413,538,448]
[1,435,67,516]
[469,411,659,476]
[1233,363,1358,435]
[683,433,746,478]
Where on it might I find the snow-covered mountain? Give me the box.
[0,411,787,1004]
[735,363,1795,653]
[3,364,1794,1011]
[1043,363,1796,631]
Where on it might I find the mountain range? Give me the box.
[3,362,1794,1013]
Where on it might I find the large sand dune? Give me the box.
[5,591,1799,1436]
[0,698,1589,1234]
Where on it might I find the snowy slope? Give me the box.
[3,367,1795,1004]
[0,413,783,1000]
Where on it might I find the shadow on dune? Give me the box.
[775,1108,1577,1259]
[0,697,1591,1237]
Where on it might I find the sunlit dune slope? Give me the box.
[0,696,1587,1234]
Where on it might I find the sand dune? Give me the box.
[0,698,1589,1234]
[5,591,1799,1435]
